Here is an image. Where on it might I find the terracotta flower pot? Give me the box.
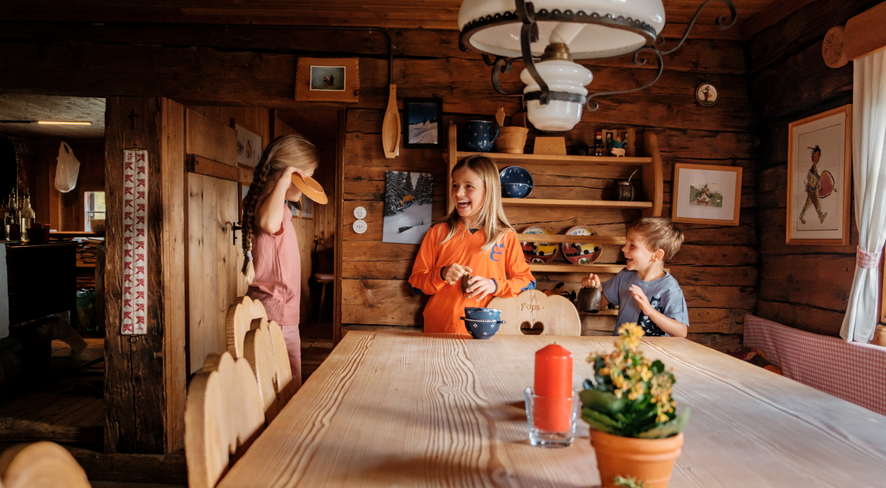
[590,430,683,488]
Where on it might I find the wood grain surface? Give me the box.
[217,331,886,487]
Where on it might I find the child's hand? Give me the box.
[582,273,600,288]
[443,264,472,285]
[465,275,495,301]
[630,285,651,312]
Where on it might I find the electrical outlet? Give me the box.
[353,220,367,234]
[353,206,367,219]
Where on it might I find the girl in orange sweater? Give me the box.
[409,156,535,334]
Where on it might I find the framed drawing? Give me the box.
[672,163,742,226]
[300,194,314,219]
[235,124,261,168]
[295,57,359,103]
[786,105,852,245]
[403,98,442,148]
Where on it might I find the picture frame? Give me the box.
[235,124,261,168]
[383,171,434,244]
[786,105,852,245]
[300,194,314,219]
[403,98,442,148]
[295,57,359,103]
[672,163,742,226]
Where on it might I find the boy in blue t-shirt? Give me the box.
[582,217,688,337]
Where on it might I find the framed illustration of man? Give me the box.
[786,105,852,245]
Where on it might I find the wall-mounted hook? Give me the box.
[229,221,243,246]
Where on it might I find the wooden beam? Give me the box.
[741,0,818,40]
[845,1,886,60]
[186,154,240,182]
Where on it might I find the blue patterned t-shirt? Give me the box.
[601,269,689,337]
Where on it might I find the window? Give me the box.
[84,191,105,231]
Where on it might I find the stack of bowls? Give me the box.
[461,307,505,339]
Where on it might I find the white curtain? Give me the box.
[841,50,886,343]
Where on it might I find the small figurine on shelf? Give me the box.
[594,131,604,156]
[610,135,627,157]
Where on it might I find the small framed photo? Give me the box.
[403,98,442,148]
[786,105,852,245]
[236,124,261,168]
[672,163,742,226]
[300,194,314,219]
[295,57,359,103]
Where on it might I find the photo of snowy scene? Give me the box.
[407,102,439,145]
[383,171,434,244]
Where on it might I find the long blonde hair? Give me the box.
[440,156,514,250]
[241,134,319,278]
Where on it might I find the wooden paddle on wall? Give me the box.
[382,84,400,158]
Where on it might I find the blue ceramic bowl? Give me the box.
[502,182,531,198]
[464,307,502,321]
[460,317,505,339]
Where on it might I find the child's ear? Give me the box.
[652,248,665,262]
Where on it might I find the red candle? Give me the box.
[533,344,573,432]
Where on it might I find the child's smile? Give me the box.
[622,228,656,274]
[451,167,486,226]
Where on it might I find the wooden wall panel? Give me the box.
[747,2,874,337]
[337,38,758,351]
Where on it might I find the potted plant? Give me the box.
[580,323,691,488]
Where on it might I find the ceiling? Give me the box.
[0,1,791,140]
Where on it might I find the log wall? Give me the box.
[747,0,882,336]
[0,23,757,355]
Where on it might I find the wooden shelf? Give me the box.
[529,263,625,273]
[518,234,626,244]
[450,150,652,166]
[503,198,652,209]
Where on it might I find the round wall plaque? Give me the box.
[695,82,719,107]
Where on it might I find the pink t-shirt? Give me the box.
[246,192,301,327]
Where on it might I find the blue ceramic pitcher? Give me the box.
[465,120,499,152]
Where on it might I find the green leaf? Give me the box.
[650,360,665,374]
[636,408,691,439]
[581,408,624,435]
[580,389,629,416]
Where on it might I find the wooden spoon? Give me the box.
[495,107,506,127]
[382,84,400,159]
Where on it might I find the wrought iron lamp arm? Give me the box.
[658,0,737,56]
[585,47,663,112]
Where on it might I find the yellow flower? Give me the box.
[656,412,670,423]
[640,366,653,382]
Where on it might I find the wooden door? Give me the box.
[185,110,245,374]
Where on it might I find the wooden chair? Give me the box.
[0,441,91,488]
[185,351,265,488]
[488,289,581,336]
[243,317,295,422]
[225,296,254,358]
[311,235,334,323]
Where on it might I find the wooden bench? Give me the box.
[744,314,886,416]
[0,441,91,488]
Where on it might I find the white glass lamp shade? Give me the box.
[520,59,593,131]
[458,0,666,60]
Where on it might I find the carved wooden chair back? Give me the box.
[243,317,295,421]
[185,351,265,488]
[0,441,91,488]
[488,289,581,336]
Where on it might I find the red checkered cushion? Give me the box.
[744,314,886,416]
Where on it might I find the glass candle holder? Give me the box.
[524,387,580,448]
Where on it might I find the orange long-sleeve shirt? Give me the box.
[409,222,535,334]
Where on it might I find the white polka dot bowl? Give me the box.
[460,317,505,340]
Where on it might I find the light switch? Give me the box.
[353,206,367,219]
[353,220,367,234]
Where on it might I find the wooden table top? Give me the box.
[218,330,886,487]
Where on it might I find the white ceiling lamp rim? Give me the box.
[459,11,659,59]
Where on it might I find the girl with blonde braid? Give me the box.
[241,134,322,389]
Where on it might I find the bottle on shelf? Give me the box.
[19,191,35,243]
[5,190,19,241]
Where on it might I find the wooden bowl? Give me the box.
[495,127,529,154]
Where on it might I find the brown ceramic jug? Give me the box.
[576,286,602,313]
[461,273,472,297]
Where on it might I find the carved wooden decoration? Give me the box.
[244,325,279,422]
[185,352,265,488]
[225,296,254,358]
[489,289,581,336]
[267,320,295,404]
[823,26,848,68]
[0,441,91,488]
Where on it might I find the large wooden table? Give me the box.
[218,330,886,487]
